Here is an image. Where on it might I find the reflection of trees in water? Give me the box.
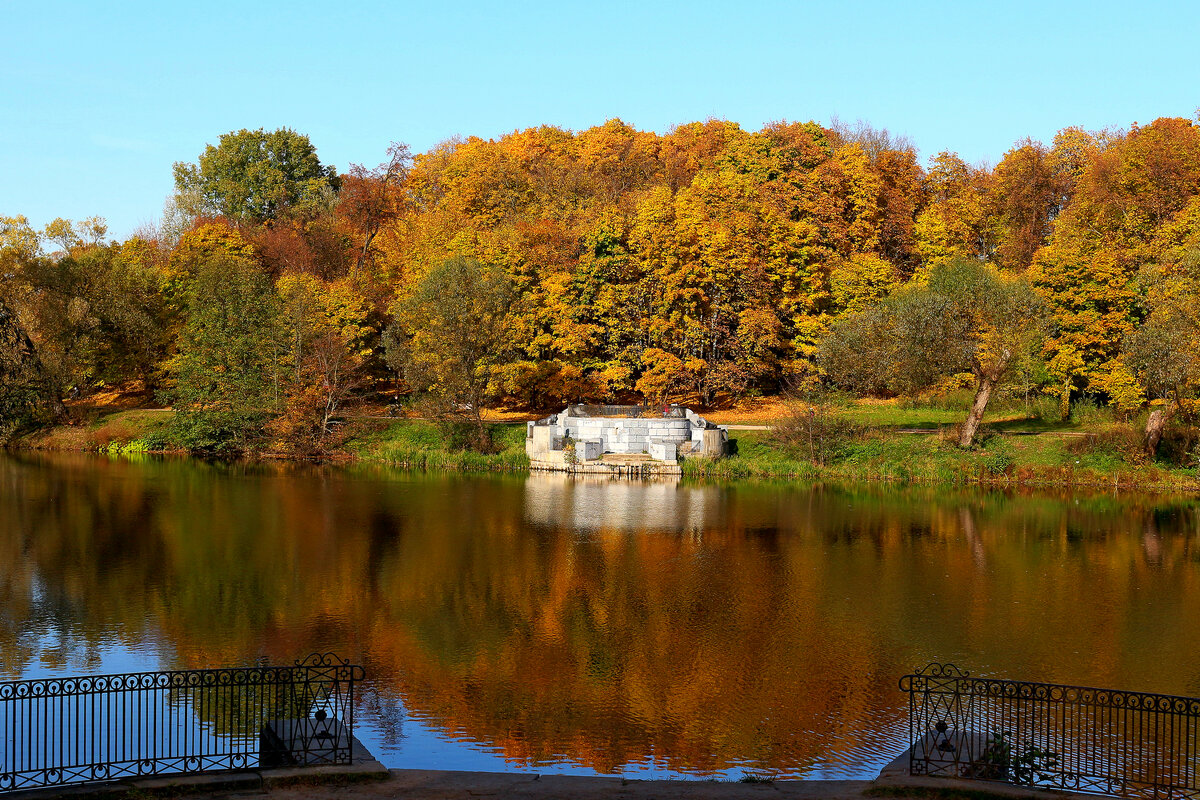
[1,454,1200,775]
[174,668,322,738]
[358,685,404,751]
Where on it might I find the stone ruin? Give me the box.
[525,404,727,467]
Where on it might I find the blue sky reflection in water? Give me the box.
[2,453,1199,779]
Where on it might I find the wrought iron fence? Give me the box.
[902,663,1200,799]
[0,653,363,792]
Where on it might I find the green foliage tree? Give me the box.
[820,260,1049,447]
[41,216,108,255]
[1126,315,1197,456]
[0,221,66,433]
[270,274,371,453]
[167,254,282,453]
[0,297,64,439]
[173,128,339,223]
[100,239,173,391]
[1126,249,1200,456]
[16,241,170,395]
[385,257,515,448]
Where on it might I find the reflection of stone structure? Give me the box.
[523,473,724,532]
[525,405,727,474]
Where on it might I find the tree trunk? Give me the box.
[1144,400,1177,458]
[473,408,488,452]
[959,375,997,448]
[354,227,379,278]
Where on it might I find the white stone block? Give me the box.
[578,440,603,461]
[648,440,677,461]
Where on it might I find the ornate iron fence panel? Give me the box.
[901,663,1200,799]
[0,653,363,792]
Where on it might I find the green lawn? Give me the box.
[348,419,530,472]
[12,399,1198,493]
[686,417,1199,492]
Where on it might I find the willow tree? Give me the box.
[820,259,1049,447]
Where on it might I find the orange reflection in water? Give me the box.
[1,454,1199,777]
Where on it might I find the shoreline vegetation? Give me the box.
[11,393,1198,494]
[6,119,1200,480]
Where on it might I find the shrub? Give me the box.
[140,428,171,452]
[1066,425,1146,464]
[981,448,1015,476]
[900,389,975,412]
[1027,394,1062,423]
[88,420,134,450]
[440,420,497,453]
[1068,396,1116,427]
[770,403,866,466]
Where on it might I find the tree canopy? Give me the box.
[821,260,1049,446]
[166,253,282,453]
[9,116,1200,460]
[1126,249,1200,455]
[385,257,515,446]
[173,128,340,223]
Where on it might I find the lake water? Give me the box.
[1,452,1198,780]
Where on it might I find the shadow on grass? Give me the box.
[986,416,1081,434]
[862,416,1084,436]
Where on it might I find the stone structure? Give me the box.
[526,405,727,471]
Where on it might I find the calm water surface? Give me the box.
[2,452,1199,779]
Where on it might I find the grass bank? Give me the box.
[690,396,1200,493]
[9,397,1199,492]
[346,419,530,472]
[14,408,176,454]
[11,411,532,472]
[685,428,1200,491]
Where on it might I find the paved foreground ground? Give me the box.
[16,752,1065,800]
[225,770,876,800]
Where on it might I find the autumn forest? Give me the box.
[3,115,1200,456]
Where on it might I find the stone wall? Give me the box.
[558,415,693,454]
[526,407,727,463]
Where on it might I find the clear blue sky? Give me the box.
[3,0,1198,239]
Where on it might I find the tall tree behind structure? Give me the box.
[173,128,340,223]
